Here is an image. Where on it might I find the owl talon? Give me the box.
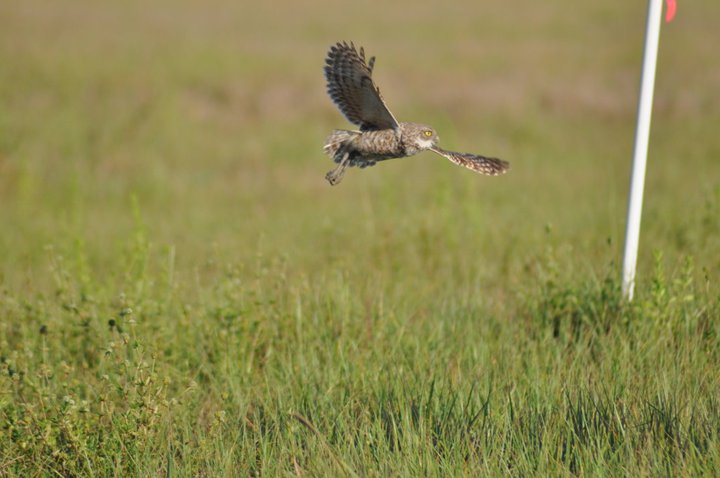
[325,162,346,185]
[325,166,346,185]
[326,151,350,185]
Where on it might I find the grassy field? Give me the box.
[1,0,720,476]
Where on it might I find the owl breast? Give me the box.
[354,129,404,159]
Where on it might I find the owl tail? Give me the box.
[323,130,359,185]
[323,129,359,162]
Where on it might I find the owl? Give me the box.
[323,41,510,185]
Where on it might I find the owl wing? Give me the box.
[324,42,399,131]
[429,147,510,176]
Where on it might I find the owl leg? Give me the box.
[325,151,350,185]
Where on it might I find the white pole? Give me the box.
[621,0,665,301]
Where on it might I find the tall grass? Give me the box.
[1,238,718,476]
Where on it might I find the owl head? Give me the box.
[401,122,439,154]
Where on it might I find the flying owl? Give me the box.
[323,41,510,185]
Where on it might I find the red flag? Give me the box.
[665,0,677,22]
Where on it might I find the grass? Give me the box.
[1,0,720,476]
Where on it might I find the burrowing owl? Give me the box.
[323,41,509,185]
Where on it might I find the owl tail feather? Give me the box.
[324,130,358,185]
[323,129,359,162]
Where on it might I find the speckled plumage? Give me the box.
[323,42,510,185]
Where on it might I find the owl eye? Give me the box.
[423,130,433,137]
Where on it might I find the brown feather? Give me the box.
[430,147,510,176]
[324,42,398,131]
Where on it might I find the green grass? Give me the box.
[2,1,720,476]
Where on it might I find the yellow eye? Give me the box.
[423,130,433,137]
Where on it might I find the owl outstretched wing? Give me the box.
[430,147,510,176]
[324,42,399,131]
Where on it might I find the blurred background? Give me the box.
[1,0,719,294]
